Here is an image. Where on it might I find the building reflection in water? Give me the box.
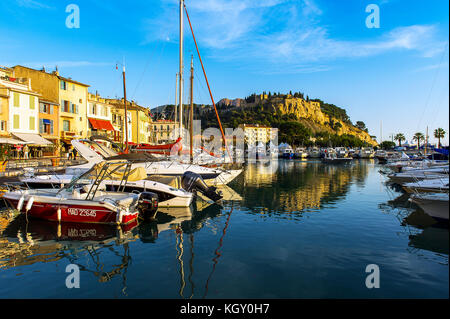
[240,159,370,216]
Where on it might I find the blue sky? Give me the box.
[1,0,448,144]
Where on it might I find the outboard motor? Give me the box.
[181,171,223,202]
[137,192,159,216]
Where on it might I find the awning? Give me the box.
[12,133,53,146]
[43,119,51,124]
[0,137,30,145]
[88,118,115,131]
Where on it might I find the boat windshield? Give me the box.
[59,160,139,194]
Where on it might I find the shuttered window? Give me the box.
[14,93,20,107]
[29,116,35,130]
[13,114,20,129]
[39,119,44,133]
[29,96,35,109]
[63,120,70,131]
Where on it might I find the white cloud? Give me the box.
[14,0,52,9]
[141,0,447,72]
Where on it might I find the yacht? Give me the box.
[70,138,242,186]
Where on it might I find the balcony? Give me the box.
[60,130,79,139]
[0,76,28,85]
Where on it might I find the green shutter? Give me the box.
[13,114,20,129]
[29,116,35,130]
[14,93,20,107]
[29,96,35,109]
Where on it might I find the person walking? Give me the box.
[72,148,78,160]
[23,145,29,159]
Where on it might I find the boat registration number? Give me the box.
[67,208,97,218]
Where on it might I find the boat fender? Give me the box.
[17,195,26,211]
[57,207,62,222]
[25,196,35,212]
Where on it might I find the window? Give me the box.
[13,114,20,129]
[14,92,20,107]
[61,100,70,112]
[29,96,35,109]
[0,120,6,131]
[102,106,108,117]
[63,120,70,131]
[60,80,67,90]
[29,116,35,130]
[91,103,97,115]
[72,84,75,91]
[39,119,53,134]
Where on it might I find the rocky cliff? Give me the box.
[255,95,377,146]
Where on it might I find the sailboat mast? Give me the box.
[179,0,184,139]
[122,62,129,153]
[175,73,178,123]
[190,54,194,162]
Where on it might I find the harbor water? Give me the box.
[0,159,448,298]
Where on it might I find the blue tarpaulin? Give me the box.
[434,148,449,156]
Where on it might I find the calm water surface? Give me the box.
[0,159,448,298]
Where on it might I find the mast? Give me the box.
[122,61,129,153]
[190,54,194,162]
[175,73,178,123]
[425,126,428,156]
[179,0,184,139]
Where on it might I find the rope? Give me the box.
[183,3,232,162]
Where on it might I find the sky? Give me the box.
[0,0,449,145]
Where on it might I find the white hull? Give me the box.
[20,174,193,207]
[409,194,449,220]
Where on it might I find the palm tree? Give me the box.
[394,133,405,147]
[413,132,425,150]
[434,128,446,148]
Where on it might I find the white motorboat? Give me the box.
[334,147,348,158]
[387,166,449,184]
[3,161,159,225]
[20,164,225,207]
[409,193,449,221]
[403,177,449,193]
[69,139,242,186]
[307,147,322,158]
[322,153,352,164]
[294,147,308,159]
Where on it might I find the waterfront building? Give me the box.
[11,65,90,151]
[105,98,151,144]
[87,93,116,141]
[0,66,54,156]
[149,119,179,144]
[239,124,278,146]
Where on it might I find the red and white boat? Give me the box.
[3,160,159,225]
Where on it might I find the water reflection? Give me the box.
[239,159,370,216]
[379,188,449,263]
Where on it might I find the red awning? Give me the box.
[88,118,115,131]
